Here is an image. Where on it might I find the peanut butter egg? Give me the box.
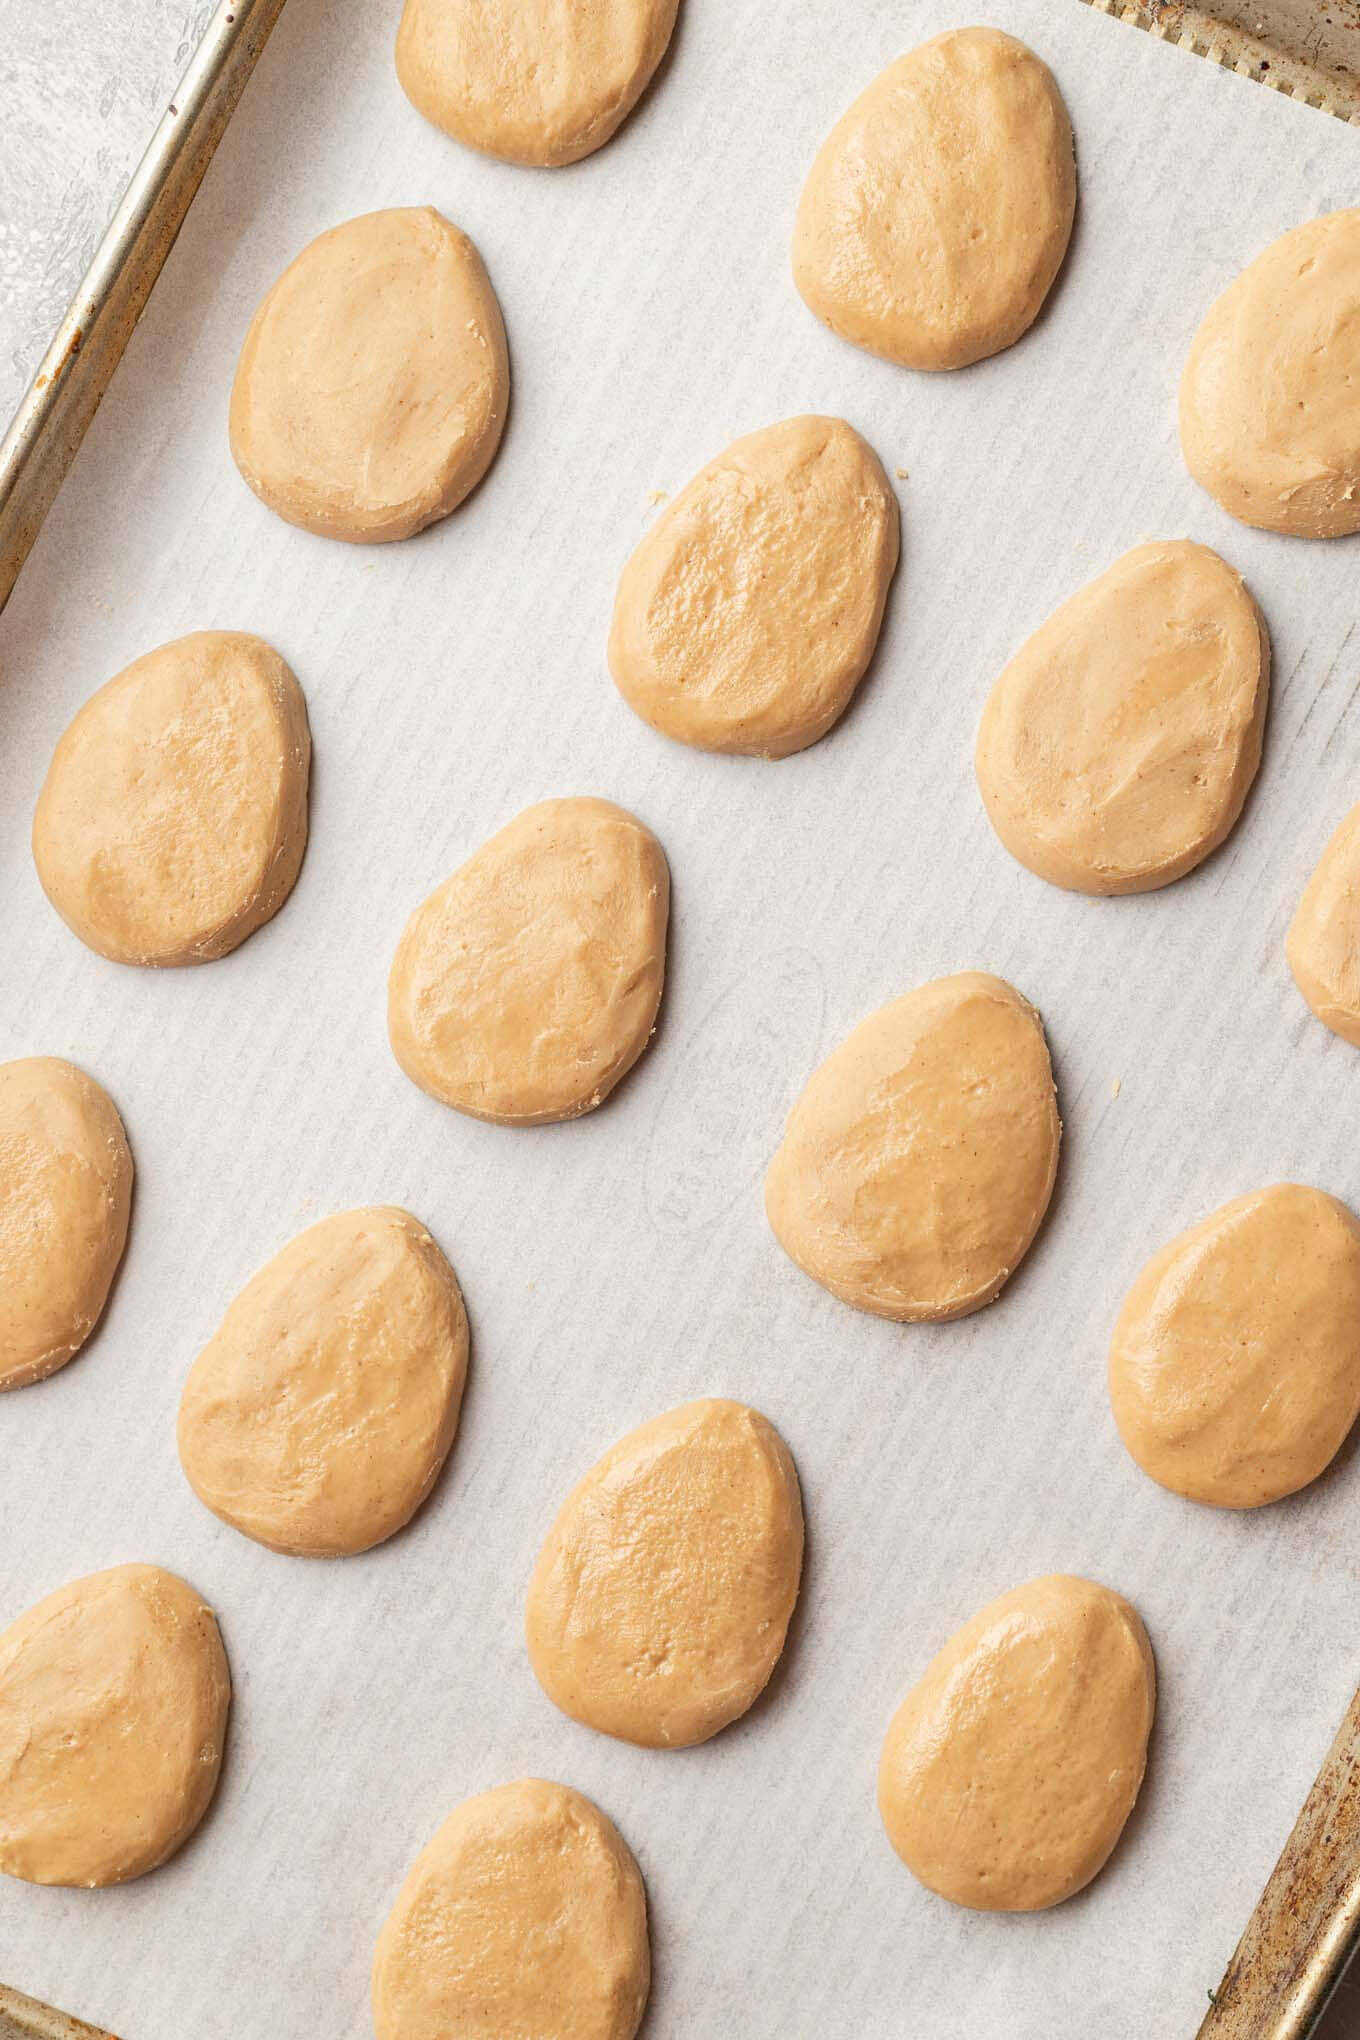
[765,972,1059,1322]
[0,1056,132,1391]
[0,1565,230,1887]
[526,1399,803,1747]
[1180,209,1360,538]
[388,797,669,1125]
[1288,804,1360,1046]
[1109,1184,1360,1508]
[793,29,1075,372]
[396,0,680,167]
[609,415,899,758]
[178,1206,468,1557]
[373,1779,649,2040]
[878,1574,1154,1910]
[976,541,1268,895]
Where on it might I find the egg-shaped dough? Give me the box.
[1109,1184,1360,1509]
[178,1207,468,1557]
[1180,209,1360,538]
[975,541,1269,895]
[792,28,1075,372]
[0,1057,132,1391]
[1288,805,1360,1046]
[230,207,509,543]
[0,1564,230,1887]
[373,1779,649,2040]
[526,1399,803,1748]
[33,631,310,966]
[765,972,1059,1322]
[609,416,899,758]
[388,797,669,1125]
[396,0,679,168]
[878,1575,1154,1911]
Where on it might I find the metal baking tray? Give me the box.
[1081,0,1360,121]
[0,2,1357,2035]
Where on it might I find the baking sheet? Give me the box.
[1,2,1358,2034]
[1082,0,1360,124]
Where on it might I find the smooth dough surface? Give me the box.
[230,207,508,543]
[526,1399,803,1748]
[0,1057,132,1391]
[1288,804,1360,1046]
[372,1778,649,2040]
[765,972,1059,1322]
[1180,209,1360,538]
[878,1574,1154,1911]
[33,631,310,966]
[178,1207,468,1557]
[1109,1184,1360,1508]
[388,797,669,1124]
[609,415,899,758]
[792,28,1075,372]
[0,1564,230,1887]
[396,0,679,167]
[975,541,1269,895]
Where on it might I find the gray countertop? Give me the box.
[0,0,216,424]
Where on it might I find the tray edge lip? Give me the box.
[1079,0,1360,123]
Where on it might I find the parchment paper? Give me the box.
[1,3,1358,2034]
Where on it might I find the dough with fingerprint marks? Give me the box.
[230,207,508,543]
[1109,1184,1360,1507]
[0,1057,132,1391]
[372,1779,649,2040]
[388,797,669,1124]
[1180,209,1360,537]
[178,1207,468,1557]
[765,972,1059,1321]
[526,1399,803,1747]
[878,1574,1154,1910]
[396,0,680,166]
[793,28,1075,371]
[0,1564,230,1887]
[610,416,899,757]
[34,631,309,965]
[975,541,1268,894]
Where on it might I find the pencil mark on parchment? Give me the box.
[1294,623,1357,751]
[644,949,826,1234]
[1318,626,1360,760]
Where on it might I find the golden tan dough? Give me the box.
[372,1778,649,2040]
[0,1057,132,1391]
[975,541,1269,895]
[878,1574,1154,1911]
[608,415,899,758]
[396,0,679,167]
[792,28,1075,372]
[1109,1184,1360,1509]
[230,207,508,543]
[0,1564,230,1887]
[764,971,1059,1322]
[388,796,669,1125]
[33,631,309,966]
[1180,209,1360,538]
[525,1398,803,1748]
[1288,804,1360,1046]
[178,1207,468,1557]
